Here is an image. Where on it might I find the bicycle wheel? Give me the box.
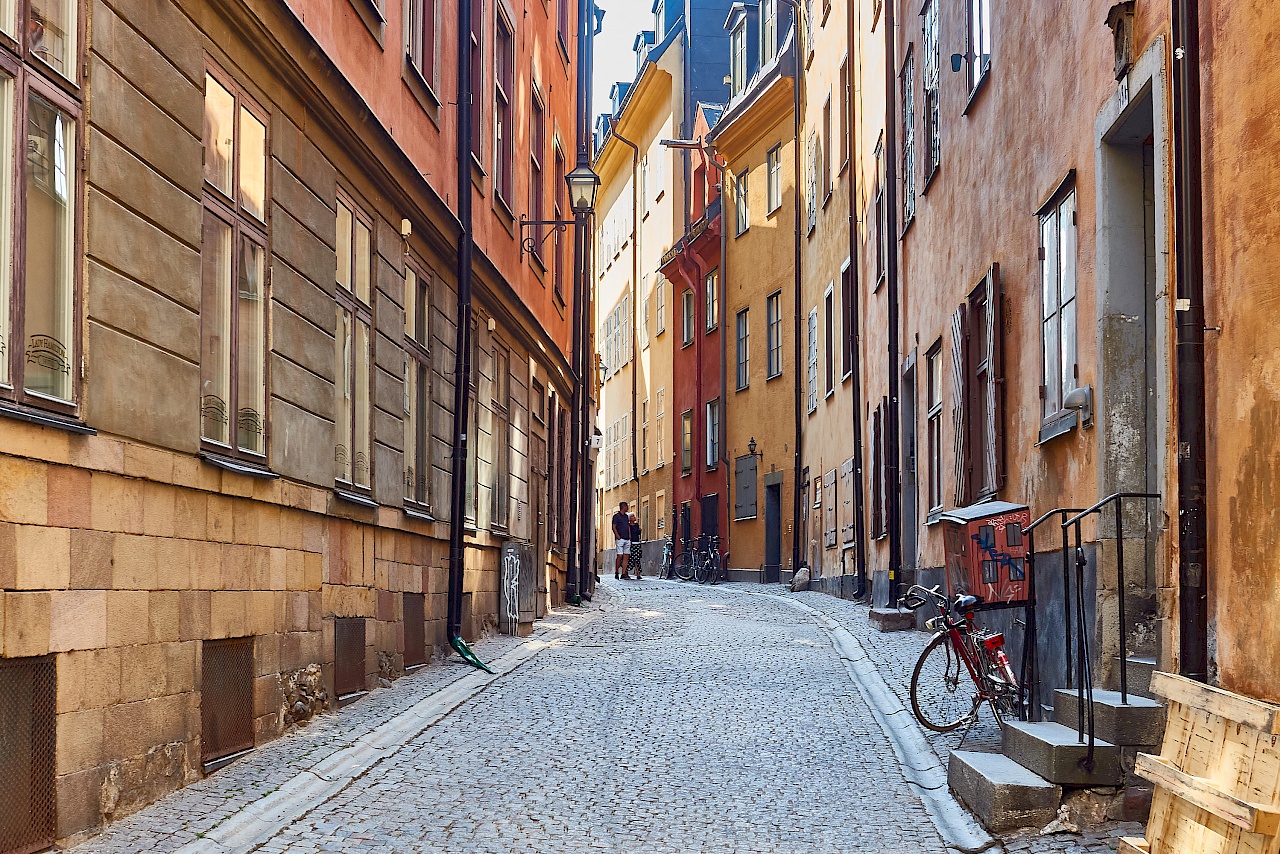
[693,552,710,584]
[706,551,722,585]
[910,633,982,732]
[673,551,695,581]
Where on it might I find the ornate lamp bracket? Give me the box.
[519,216,576,261]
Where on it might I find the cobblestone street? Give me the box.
[69,581,1140,853]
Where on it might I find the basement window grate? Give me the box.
[334,618,367,702]
[0,656,56,854]
[201,637,256,771]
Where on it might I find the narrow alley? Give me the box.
[69,583,1138,853]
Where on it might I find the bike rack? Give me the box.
[1059,492,1162,773]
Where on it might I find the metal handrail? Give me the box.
[1060,491,1161,773]
[1022,508,1084,721]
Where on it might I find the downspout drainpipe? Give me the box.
[1171,0,1208,682]
[779,0,803,580]
[712,155,730,564]
[882,0,903,607]
[445,0,492,673]
[845,0,868,596]
[608,119,642,515]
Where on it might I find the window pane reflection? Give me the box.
[239,108,266,222]
[236,238,265,454]
[201,215,233,444]
[203,76,234,195]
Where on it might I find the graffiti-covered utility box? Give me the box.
[939,500,1031,607]
[499,541,538,636]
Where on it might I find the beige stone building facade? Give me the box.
[0,0,583,845]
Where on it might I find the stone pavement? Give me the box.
[68,580,1140,853]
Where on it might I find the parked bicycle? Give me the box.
[693,534,723,584]
[672,537,696,582]
[658,537,674,580]
[898,584,1020,732]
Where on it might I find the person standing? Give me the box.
[612,502,631,580]
[628,513,642,579]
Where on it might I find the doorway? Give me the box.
[901,359,919,574]
[700,493,719,539]
[765,483,782,583]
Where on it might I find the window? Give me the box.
[766,145,782,213]
[201,72,269,458]
[656,387,666,467]
[640,397,649,472]
[641,291,650,348]
[822,96,832,202]
[406,0,437,89]
[469,0,484,160]
[557,0,570,52]
[951,265,1004,505]
[874,134,885,284]
[529,93,546,263]
[553,145,566,299]
[806,308,818,412]
[735,169,749,235]
[655,278,666,333]
[706,399,720,469]
[840,263,853,379]
[967,0,992,91]
[926,341,942,512]
[735,308,749,390]
[760,0,778,65]
[492,344,510,526]
[1041,190,1077,419]
[680,409,693,474]
[335,195,374,490]
[838,58,850,170]
[824,286,834,396]
[404,265,432,510]
[494,12,514,204]
[766,291,782,378]
[730,22,746,97]
[681,289,695,346]
[900,51,916,222]
[704,269,718,332]
[922,0,941,178]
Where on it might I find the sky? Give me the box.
[590,0,653,121]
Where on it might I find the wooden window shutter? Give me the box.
[949,305,967,506]
[989,264,1006,490]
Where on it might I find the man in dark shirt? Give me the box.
[612,502,631,579]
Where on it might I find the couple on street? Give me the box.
[611,502,642,580]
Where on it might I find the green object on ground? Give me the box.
[450,636,495,674]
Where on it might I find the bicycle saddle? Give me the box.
[952,594,981,613]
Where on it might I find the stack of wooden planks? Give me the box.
[1120,672,1280,854]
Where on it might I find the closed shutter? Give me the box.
[950,304,967,506]
[823,470,837,548]
[989,264,1006,491]
[734,454,758,520]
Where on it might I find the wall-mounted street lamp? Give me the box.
[747,436,761,458]
[519,163,602,260]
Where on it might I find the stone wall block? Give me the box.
[189,540,221,590]
[102,694,191,762]
[55,764,108,839]
[271,162,336,253]
[205,493,235,542]
[221,543,252,591]
[4,591,51,656]
[69,529,114,590]
[253,673,282,720]
[308,591,323,631]
[96,0,203,84]
[84,324,199,452]
[87,126,200,249]
[91,473,144,535]
[270,114,336,205]
[376,589,395,622]
[0,454,48,526]
[147,591,180,643]
[106,590,150,648]
[47,465,93,529]
[177,591,210,641]
[111,534,158,590]
[173,490,207,540]
[274,302,336,383]
[255,632,280,677]
[155,537,192,591]
[285,591,309,633]
[141,481,177,538]
[268,399,335,488]
[284,550,305,590]
[0,521,15,587]
[268,547,288,590]
[15,524,71,589]
[49,590,108,652]
[87,261,201,367]
[209,591,248,639]
[303,552,323,590]
[57,647,122,713]
[249,590,278,635]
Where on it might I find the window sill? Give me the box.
[470,155,487,191]
[921,163,941,196]
[200,452,277,479]
[402,57,442,128]
[1037,409,1079,446]
[925,508,943,525]
[335,487,379,509]
[403,504,436,522]
[900,215,916,240]
[766,371,782,381]
[962,66,992,117]
[0,401,95,435]
[345,0,385,47]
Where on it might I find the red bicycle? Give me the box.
[899,585,1020,732]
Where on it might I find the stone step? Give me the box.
[1052,688,1165,747]
[1108,655,1157,699]
[1002,721,1124,786]
[948,750,1061,833]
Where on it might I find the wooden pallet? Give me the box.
[1131,672,1280,854]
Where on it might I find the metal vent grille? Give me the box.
[403,594,426,668]
[0,656,56,854]
[334,618,366,700]
[201,638,255,768]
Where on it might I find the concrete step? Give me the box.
[1052,688,1165,747]
[948,750,1061,833]
[1002,721,1124,786]
[1108,655,1157,699]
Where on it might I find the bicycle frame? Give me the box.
[918,588,1017,704]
